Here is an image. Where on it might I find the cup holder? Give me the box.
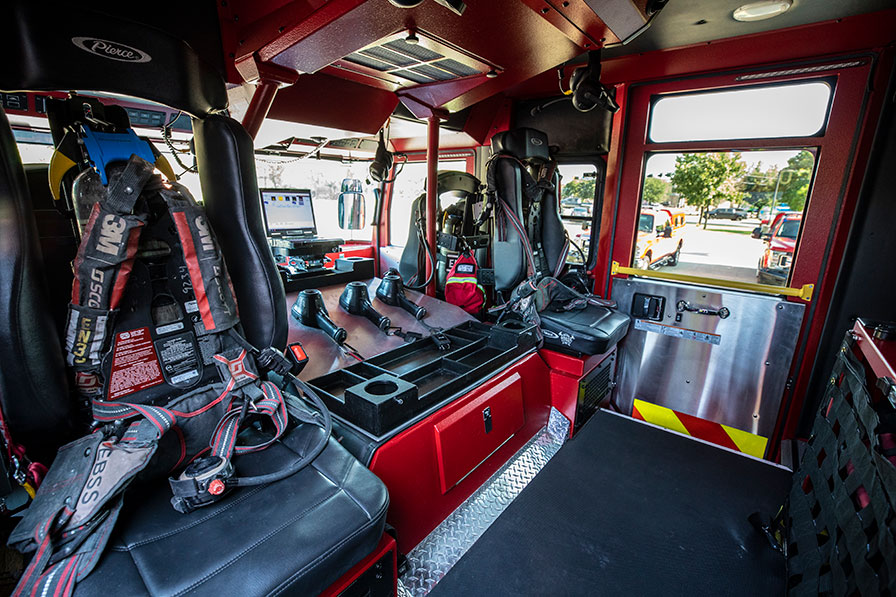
[502,320,526,330]
[366,380,399,396]
[344,373,420,436]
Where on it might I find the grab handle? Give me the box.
[676,300,730,319]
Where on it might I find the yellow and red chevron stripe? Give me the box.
[632,399,768,458]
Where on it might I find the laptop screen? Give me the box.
[260,189,317,237]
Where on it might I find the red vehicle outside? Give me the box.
[757,212,802,285]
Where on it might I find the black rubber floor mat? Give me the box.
[430,411,790,596]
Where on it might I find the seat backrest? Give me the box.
[193,115,288,350]
[489,127,567,294]
[398,170,486,296]
[0,108,74,463]
[23,164,78,338]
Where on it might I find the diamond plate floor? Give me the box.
[397,408,570,596]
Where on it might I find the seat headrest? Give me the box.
[491,128,550,162]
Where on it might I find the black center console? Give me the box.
[307,319,538,454]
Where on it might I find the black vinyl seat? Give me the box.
[431,410,790,596]
[76,423,388,596]
[489,128,629,355]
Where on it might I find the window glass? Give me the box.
[633,149,815,286]
[389,160,469,247]
[649,82,831,143]
[255,157,376,241]
[558,163,598,265]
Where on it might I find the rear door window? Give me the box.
[633,148,816,286]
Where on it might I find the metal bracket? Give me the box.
[676,300,730,319]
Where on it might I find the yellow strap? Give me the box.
[48,151,77,201]
[154,153,177,182]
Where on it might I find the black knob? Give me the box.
[292,289,347,345]
[340,282,390,330]
[376,270,427,320]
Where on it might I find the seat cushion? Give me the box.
[539,304,630,355]
[74,423,388,596]
[431,410,790,596]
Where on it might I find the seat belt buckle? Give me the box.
[286,342,309,375]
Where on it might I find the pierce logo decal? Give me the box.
[71,37,152,63]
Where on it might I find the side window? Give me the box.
[558,163,599,265]
[634,149,816,285]
[389,159,470,247]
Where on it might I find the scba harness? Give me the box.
[9,155,331,596]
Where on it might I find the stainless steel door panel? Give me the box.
[612,278,804,440]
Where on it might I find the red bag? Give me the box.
[445,252,486,314]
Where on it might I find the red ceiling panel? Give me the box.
[268,71,399,134]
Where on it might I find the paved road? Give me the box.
[659,216,767,283]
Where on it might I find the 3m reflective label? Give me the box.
[632,399,768,458]
[634,319,721,345]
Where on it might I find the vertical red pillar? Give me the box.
[241,79,280,140]
[425,115,441,296]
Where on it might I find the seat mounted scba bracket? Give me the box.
[47,96,176,207]
[9,100,333,596]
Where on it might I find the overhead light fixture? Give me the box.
[732,0,791,22]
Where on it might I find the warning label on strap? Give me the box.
[108,327,164,400]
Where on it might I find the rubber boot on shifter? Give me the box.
[376,270,427,320]
[292,289,347,345]
[340,282,391,330]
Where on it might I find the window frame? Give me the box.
[596,60,874,300]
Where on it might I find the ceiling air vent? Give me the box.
[335,30,499,88]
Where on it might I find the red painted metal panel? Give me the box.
[540,347,610,377]
[221,0,587,114]
[268,73,398,135]
[324,245,375,267]
[433,373,525,493]
[548,369,579,433]
[852,321,896,383]
[507,11,896,98]
[319,533,397,597]
[368,353,552,552]
[424,115,441,296]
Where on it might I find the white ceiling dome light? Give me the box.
[733,0,792,22]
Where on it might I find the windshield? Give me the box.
[777,219,801,239]
[639,214,655,233]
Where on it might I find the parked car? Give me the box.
[634,208,686,269]
[708,207,747,220]
[757,212,802,285]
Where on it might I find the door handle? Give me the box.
[676,300,730,319]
